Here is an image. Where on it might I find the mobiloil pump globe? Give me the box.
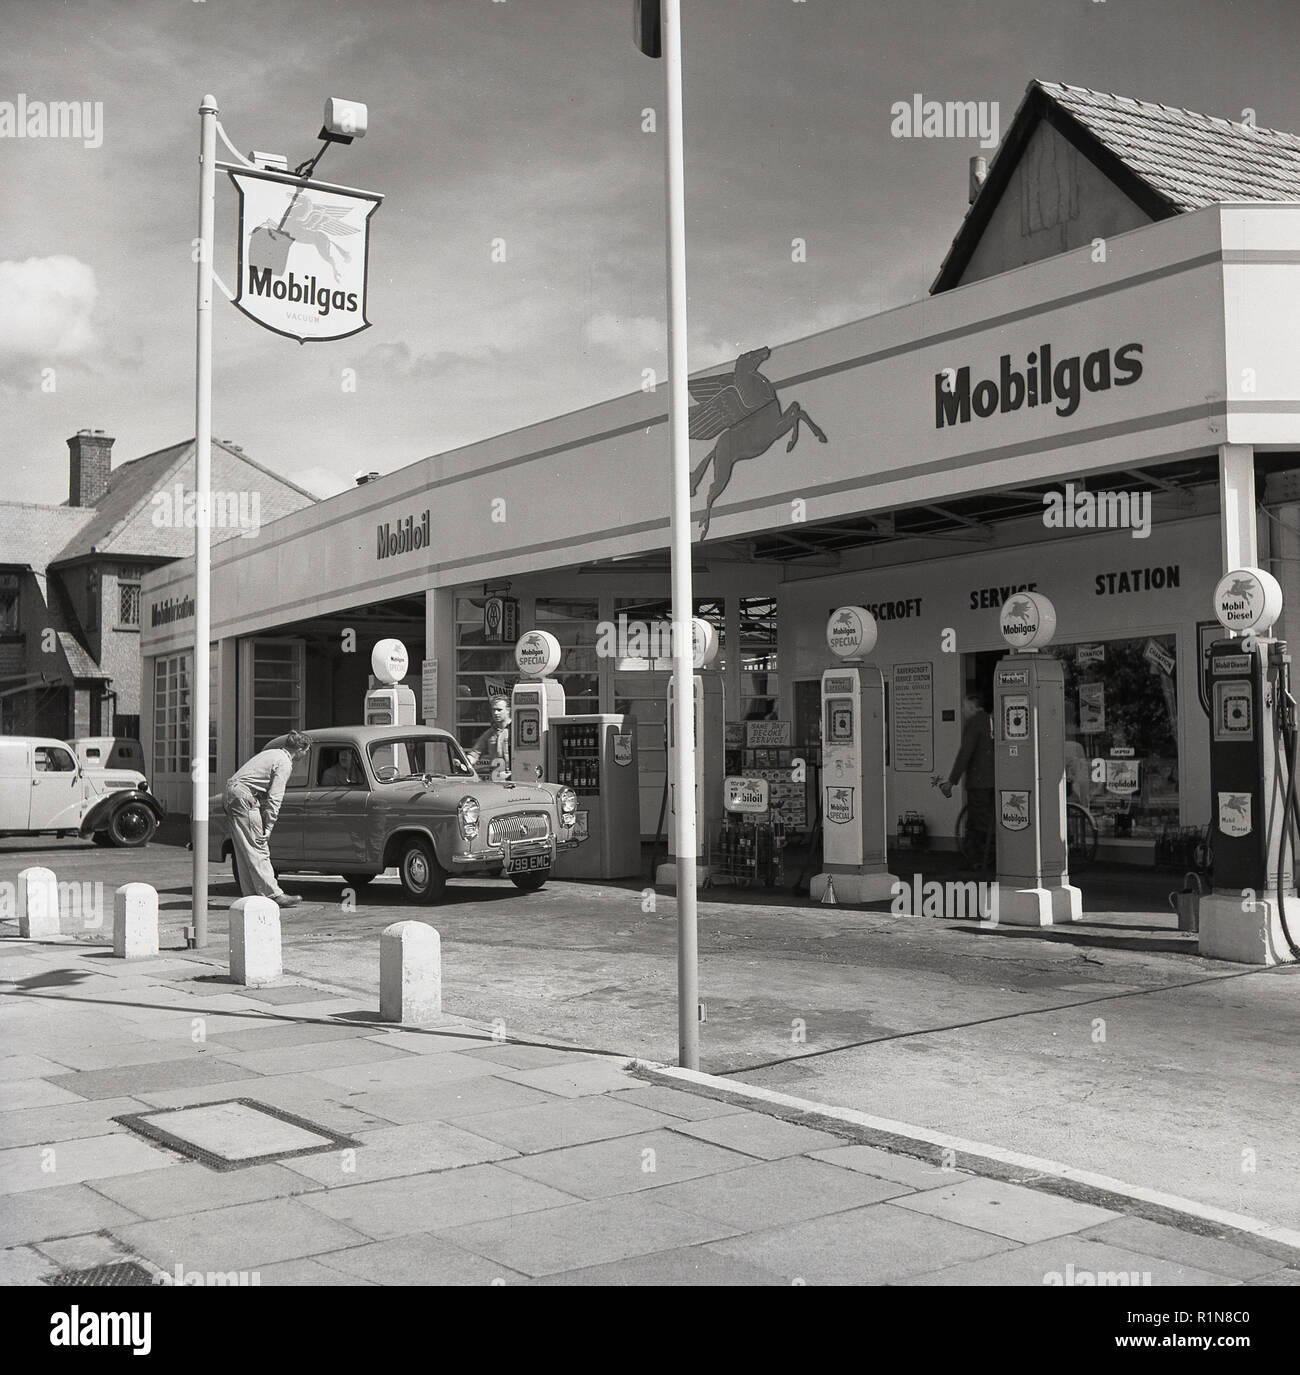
[991,592,1082,926]
[364,638,416,725]
[811,606,899,904]
[1199,567,1299,965]
[658,617,725,889]
[510,629,565,783]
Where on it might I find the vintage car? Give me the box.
[209,724,583,902]
[0,735,164,847]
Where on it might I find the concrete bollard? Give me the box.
[229,897,282,986]
[379,920,442,1024]
[113,883,159,959]
[18,867,60,938]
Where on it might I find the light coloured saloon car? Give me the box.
[210,724,583,902]
[0,736,164,847]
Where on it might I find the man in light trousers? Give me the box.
[223,730,312,908]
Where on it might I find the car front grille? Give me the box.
[488,812,551,846]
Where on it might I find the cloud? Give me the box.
[0,256,100,362]
[284,465,355,499]
[582,311,664,361]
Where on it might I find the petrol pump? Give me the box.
[1199,567,1300,965]
[991,592,1082,925]
[656,619,724,889]
[364,639,417,725]
[811,606,898,903]
[509,630,565,783]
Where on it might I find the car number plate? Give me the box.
[504,852,549,874]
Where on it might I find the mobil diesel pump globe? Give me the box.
[691,617,720,669]
[826,605,878,658]
[371,638,409,684]
[1214,567,1283,633]
[515,629,562,677]
[999,590,1057,649]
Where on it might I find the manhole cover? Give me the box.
[114,1099,357,1171]
[46,1261,157,1287]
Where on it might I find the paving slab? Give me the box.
[499,1128,754,1199]
[298,1162,578,1239]
[44,1056,263,1101]
[1247,1268,1300,1285]
[0,1079,87,1111]
[0,1244,55,1285]
[461,1043,585,1070]
[112,1196,371,1271]
[531,1245,786,1286]
[86,1161,317,1220]
[203,1021,381,1051]
[34,1230,141,1272]
[666,1110,847,1160]
[456,1096,673,1154]
[496,1058,640,1098]
[891,1177,1121,1243]
[351,1076,556,1125]
[1079,1215,1284,1280]
[0,1181,144,1249]
[309,1048,504,1092]
[129,1075,398,1134]
[129,1100,340,1161]
[0,1131,177,1194]
[208,1038,412,1077]
[610,1084,750,1121]
[439,1195,741,1277]
[315,1234,527,1286]
[905,1234,1241,1287]
[639,1155,914,1231]
[238,986,351,1006]
[357,1027,495,1057]
[0,1054,77,1081]
[280,1120,519,1186]
[0,1095,149,1150]
[708,1202,1016,1284]
[248,1257,375,1285]
[809,1143,973,1190]
[34,1039,230,1072]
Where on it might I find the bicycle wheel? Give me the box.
[1066,804,1098,864]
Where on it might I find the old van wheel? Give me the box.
[91,832,114,848]
[398,838,447,904]
[108,802,156,848]
[341,872,377,890]
[509,869,549,893]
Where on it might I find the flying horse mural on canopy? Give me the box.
[688,346,828,539]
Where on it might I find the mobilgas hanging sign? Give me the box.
[229,167,381,343]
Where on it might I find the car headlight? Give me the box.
[457,795,480,840]
[559,786,577,824]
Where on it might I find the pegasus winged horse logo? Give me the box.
[688,346,827,539]
[279,194,361,281]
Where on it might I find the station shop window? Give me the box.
[534,597,599,715]
[245,640,303,756]
[153,654,191,777]
[739,595,778,720]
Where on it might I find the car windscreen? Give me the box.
[368,738,475,780]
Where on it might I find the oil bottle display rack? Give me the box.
[707,815,788,888]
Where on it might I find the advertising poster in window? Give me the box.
[1079,682,1106,734]
[891,663,934,772]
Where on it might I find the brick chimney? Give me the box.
[68,429,114,507]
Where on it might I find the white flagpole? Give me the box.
[192,95,217,947]
[662,0,699,1070]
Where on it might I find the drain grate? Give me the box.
[46,1261,158,1287]
[113,1098,358,1171]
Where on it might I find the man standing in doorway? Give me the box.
[466,695,511,779]
[224,730,312,907]
[938,693,995,873]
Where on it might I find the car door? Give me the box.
[0,740,33,830]
[30,743,85,831]
[303,744,372,870]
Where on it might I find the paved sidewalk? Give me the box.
[2,932,1298,1286]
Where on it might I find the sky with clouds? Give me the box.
[2,0,1298,504]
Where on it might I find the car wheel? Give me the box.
[398,838,446,903]
[91,832,114,848]
[107,802,156,848]
[341,872,377,890]
[510,869,549,893]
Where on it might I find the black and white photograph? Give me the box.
[1,0,1298,1331]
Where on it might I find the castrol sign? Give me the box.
[1214,567,1282,634]
[999,591,1057,650]
[826,606,878,659]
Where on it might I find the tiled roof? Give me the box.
[0,503,95,574]
[57,631,107,680]
[1039,80,1300,209]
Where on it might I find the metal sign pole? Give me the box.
[191,95,217,947]
[662,0,699,1070]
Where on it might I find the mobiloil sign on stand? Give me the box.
[657,619,724,889]
[1199,567,1298,965]
[363,638,416,725]
[510,630,565,783]
[992,592,1082,925]
[811,607,899,903]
